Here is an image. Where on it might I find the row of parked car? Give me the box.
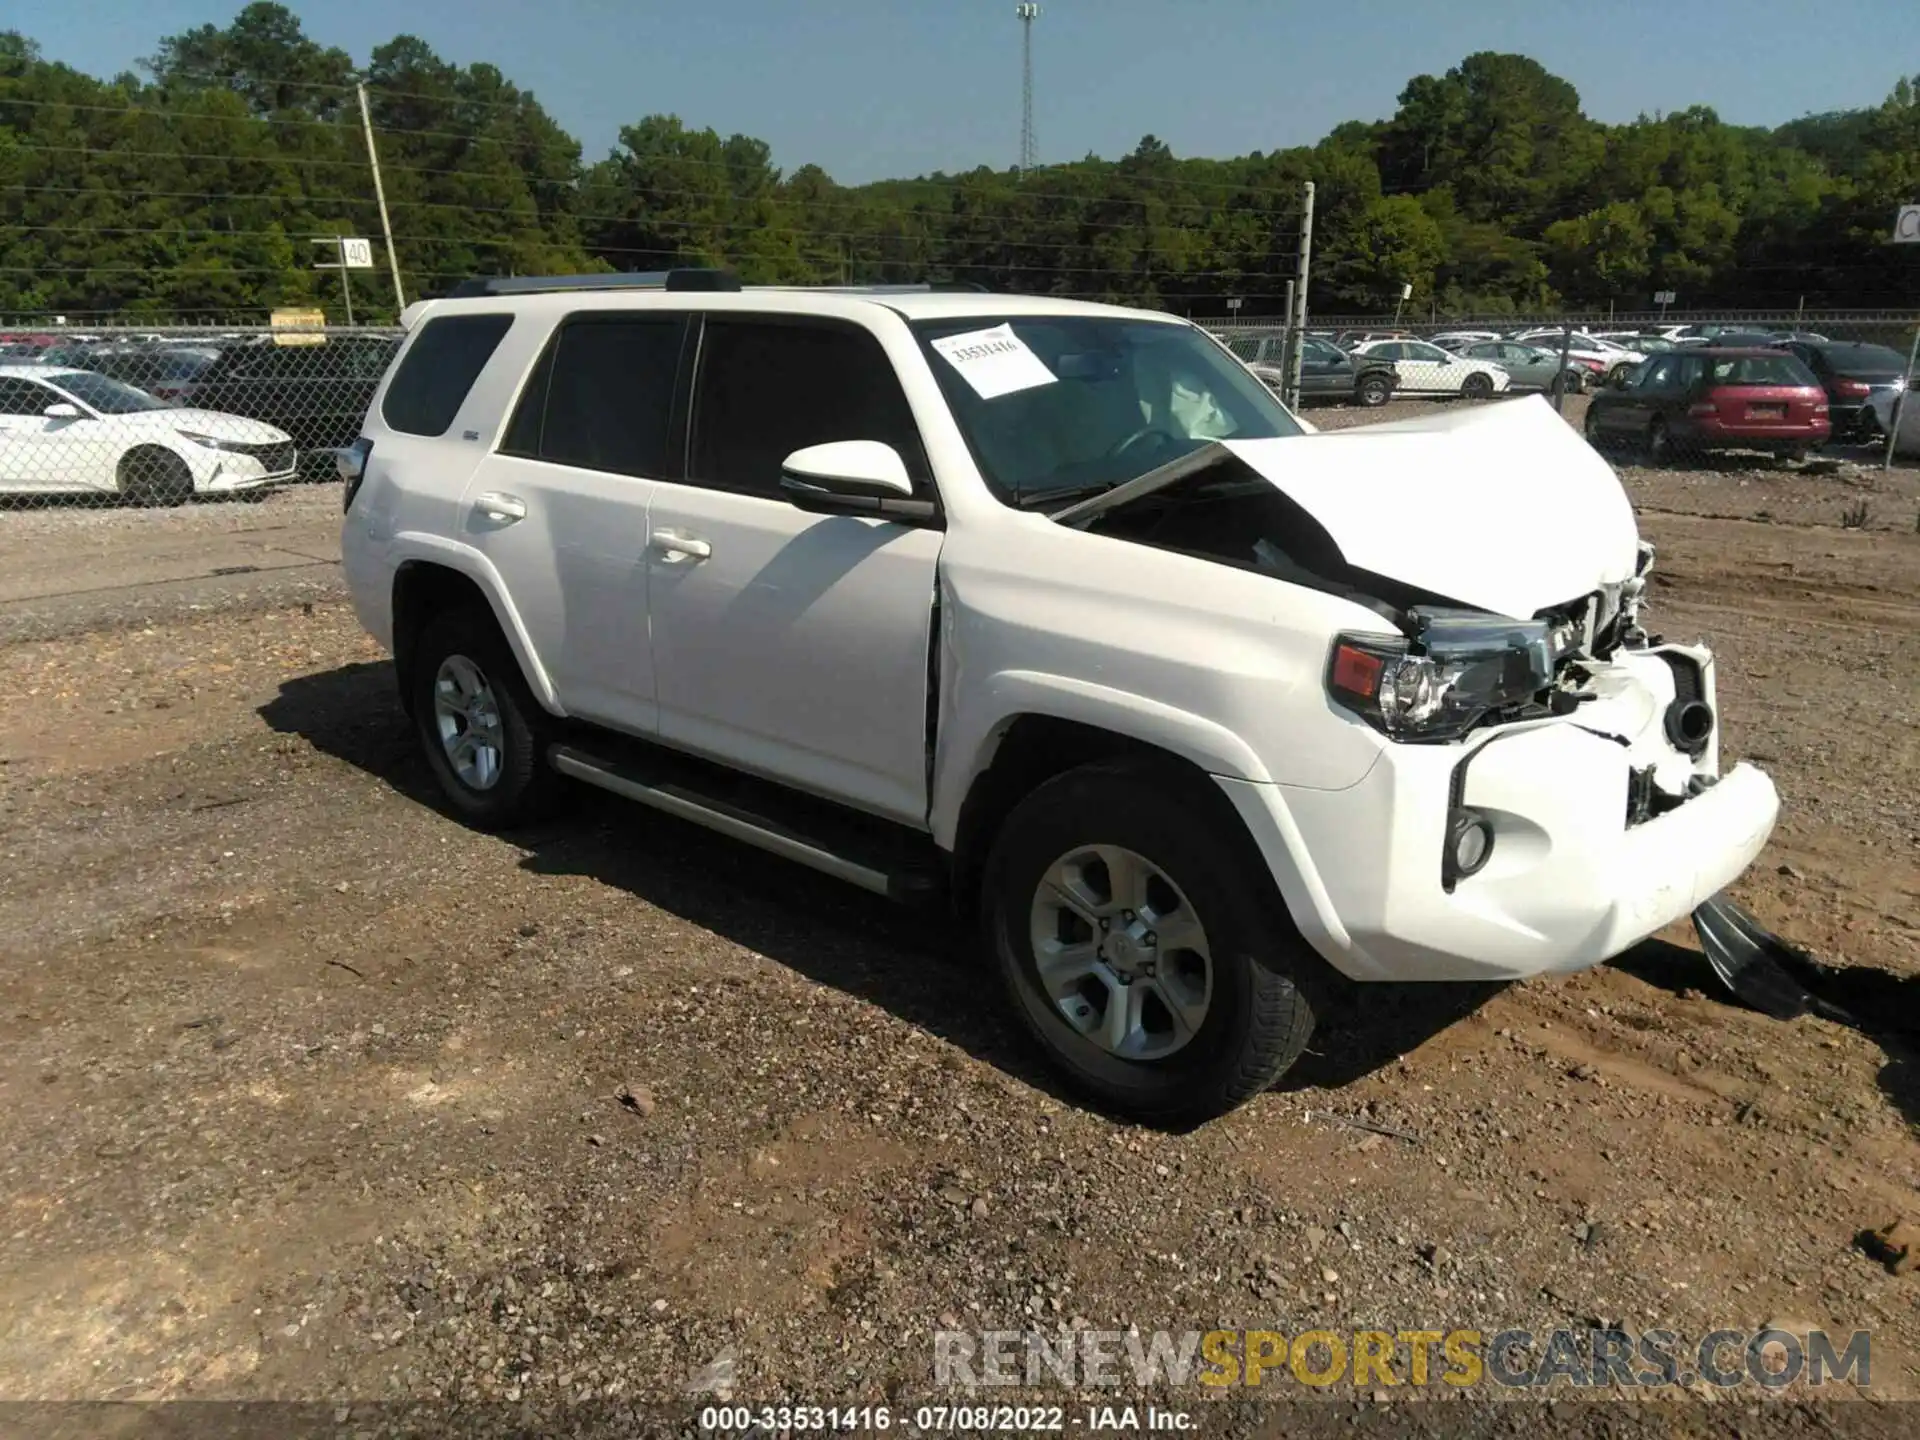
[0,331,400,503]
[1230,322,1911,458]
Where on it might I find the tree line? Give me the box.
[2,4,1916,322]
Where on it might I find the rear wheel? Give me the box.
[983,760,1323,1126]
[116,447,194,507]
[1355,373,1393,408]
[408,607,565,830]
[1608,362,1635,388]
[1461,372,1495,401]
[1646,417,1674,465]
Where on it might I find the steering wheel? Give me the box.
[1107,425,1177,459]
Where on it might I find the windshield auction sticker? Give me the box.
[932,324,1058,399]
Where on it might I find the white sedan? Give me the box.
[1348,338,1513,398]
[0,365,296,504]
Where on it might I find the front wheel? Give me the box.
[982,761,1322,1126]
[1355,373,1393,408]
[117,447,194,507]
[1461,372,1496,401]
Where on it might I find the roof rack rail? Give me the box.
[446,269,742,298]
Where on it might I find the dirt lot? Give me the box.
[0,412,1915,1423]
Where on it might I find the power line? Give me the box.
[1,218,1300,263]
[4,175,1304,240]
[3,88,1322,209]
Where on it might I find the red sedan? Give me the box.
[1583,348,1830,461]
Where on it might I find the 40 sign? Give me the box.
[1896,205,1920,243]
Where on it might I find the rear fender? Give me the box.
[389,534,564,715]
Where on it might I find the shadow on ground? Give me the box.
[263,662,1514,1125]
[1614,935,1920,1131]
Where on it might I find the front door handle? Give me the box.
[649,529,712,562]
[475,491,526,523]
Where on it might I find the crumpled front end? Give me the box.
[1218,554,1780,983]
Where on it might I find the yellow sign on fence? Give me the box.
[269,307,328,345]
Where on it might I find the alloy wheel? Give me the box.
[1028,844,1213,1061]
[432,654,506,791]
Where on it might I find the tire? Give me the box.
[116,447,194,507]
[1553,369,1583,397]
[407,606,565,830]
[1608,362,1634,388]
[1355,373,1393,408]
[1461,372,1495,401]
[1646,417,1673,465]
[981,760,1323,1126]
[1582,405,1606,450]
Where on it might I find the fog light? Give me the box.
[1447,808,1494,881]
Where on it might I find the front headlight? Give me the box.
[1327,609,1556,741]
[177,430,249,452]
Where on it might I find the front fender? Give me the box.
[929,668,1274,849]
[388,532,565,715]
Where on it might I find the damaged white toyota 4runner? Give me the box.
[340,275,1779,1124]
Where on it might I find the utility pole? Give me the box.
[1017,4,1039,173]
[1281,181,1315,410]
[358,82,406,310]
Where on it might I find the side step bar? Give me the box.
[549,743,922,899]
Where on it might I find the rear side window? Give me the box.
[381,313,512,436]
[690,318,926,497]
[501,315,686,477]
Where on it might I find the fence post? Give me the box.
[1555,322,1575,416]
[1885,321,1920,472]
[1282,181,1315,410]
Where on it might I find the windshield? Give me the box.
[46,370,169,414]
[913,315,1301,507]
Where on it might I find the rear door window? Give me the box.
[502,315,687,478]
[381,313,513,436]
[689,318,927,498]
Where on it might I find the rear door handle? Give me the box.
[649,529,712,562]
[474,491,526,523]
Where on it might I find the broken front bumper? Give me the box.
[1219,692,1779,983]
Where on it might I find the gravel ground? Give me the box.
[0,417,1915,1427]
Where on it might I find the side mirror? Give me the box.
[43,402,81,420]
[779,441,935,522]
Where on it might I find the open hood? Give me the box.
[1059,397,1640,619]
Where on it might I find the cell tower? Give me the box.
[1017,3,1039,173]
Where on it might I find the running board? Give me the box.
[547,742,939,902]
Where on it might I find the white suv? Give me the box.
[340,271,1779,1124]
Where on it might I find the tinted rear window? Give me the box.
[502,315,686,478]
[1821,343,1906,376]
[1706,355,1818,387]
[381,314,512,436]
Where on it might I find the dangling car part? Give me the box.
[1691,893,1852,1024]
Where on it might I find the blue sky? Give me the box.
[34,1,1917,182]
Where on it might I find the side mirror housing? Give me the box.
[779,441,935,523]
[43,402,81,420]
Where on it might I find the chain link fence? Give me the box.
[1209,312,1920,534]
[3,314,1916,534]
[0,322,401,508]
